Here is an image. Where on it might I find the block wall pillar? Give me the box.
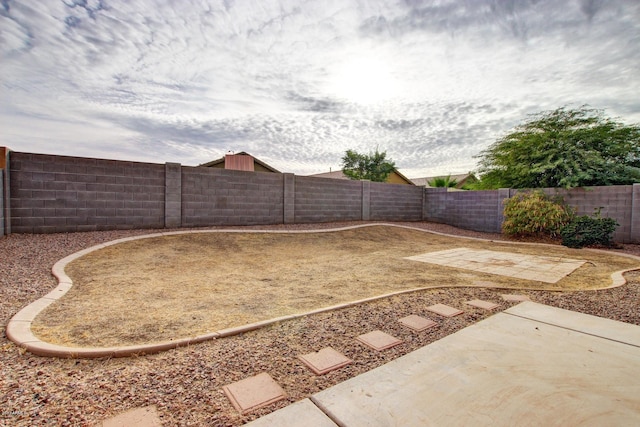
[496,188,511,233]
[1,147,10,235]
[165,162,182,228]
[631,183,640,243]
[283,173,295,224]
[362,180,370,221]
[0,169,4,236]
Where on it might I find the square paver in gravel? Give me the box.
[399,315,438,332]
[101,405,162,427]
[405,248,585,284]
[222,373,286,414]
[298,347,353,375]
[465,299,499,310]
[502,294,532,302]
[356,330,403,351]
[426,303,464,317]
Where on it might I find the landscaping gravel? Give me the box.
[1,221,639,426]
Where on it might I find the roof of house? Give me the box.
[308,169,415,185]
[308,170,350,180]
[199,152,281,173]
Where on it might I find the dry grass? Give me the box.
[31,226,639,347]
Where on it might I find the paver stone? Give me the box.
[398,315,438,332]
[298,347,353,375]
[356,330,403,351]
[426,303,463,317]
[465,299,499,310]
[222,372,286,414]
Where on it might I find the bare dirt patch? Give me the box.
[31,225,639,347]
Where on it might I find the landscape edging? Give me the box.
[6,223,639,358]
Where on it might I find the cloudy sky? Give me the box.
[1,0,639,178]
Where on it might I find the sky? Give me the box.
[1,0,639,178]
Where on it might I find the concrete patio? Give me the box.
[243,301,640,426]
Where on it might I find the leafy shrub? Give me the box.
[561,209,619,248]
[502,191,574,239]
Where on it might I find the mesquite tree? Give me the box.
[475,106,640,189]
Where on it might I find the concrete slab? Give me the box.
[356,330,403,351]
[425,303,463,317]
[311,302,640,426]
[506,301,640,347]
[101,405,161,427]
[398,315,437,332]
[298,347,353,375]
[243,399,337,427]
[406,247,585,283]
[222,373,286,414]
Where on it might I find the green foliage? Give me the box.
[428,175,458,188]
[502,191,575,239]
[475,106,640,189]
[341,148,396,182]
[560,209,619,248]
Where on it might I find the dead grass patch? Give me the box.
[31,226,639,347]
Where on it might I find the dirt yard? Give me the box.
[30,225,639,347]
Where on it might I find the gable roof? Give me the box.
[308,169,415,185]
[199,152,281,173]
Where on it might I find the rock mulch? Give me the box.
[1,222,639,426]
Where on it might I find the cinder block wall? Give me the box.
[541,186,635,243]
[9,152,165,233]
[424,185,640,242]
[423,188,502,233]
[448,190,502,233]
[0,171,4,236]
[294,176,362,223]
[181,166,284,226]
[4,150,639,243]
[370,181,423,221]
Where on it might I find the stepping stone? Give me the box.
[502,294,531,302]
[426,303,463,317]
[398,315,438,332]
[101,405,161,427]
[465,299,499,310]
[356,330,403,351]
[298,347,353,375]
[222,372,286,414]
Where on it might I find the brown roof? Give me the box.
[308,170,350,180]
[199,152,280,173]
[308,169,415,185]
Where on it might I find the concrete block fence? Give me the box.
[0,170,5,236]
[424,185,640,243]
[1,149,638,243]
[7,152,166,233]
[2,151,423,234]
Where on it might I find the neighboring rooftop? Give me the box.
[308,169,415,185]
[200,152,280,173]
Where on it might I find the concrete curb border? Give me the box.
[6,223,640,359]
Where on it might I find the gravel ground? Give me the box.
[1,221,639,426]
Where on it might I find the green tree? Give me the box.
[475,106,640,189]
[341,148,396,182]
[428,175,458,188]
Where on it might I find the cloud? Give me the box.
[1,0,639,178]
